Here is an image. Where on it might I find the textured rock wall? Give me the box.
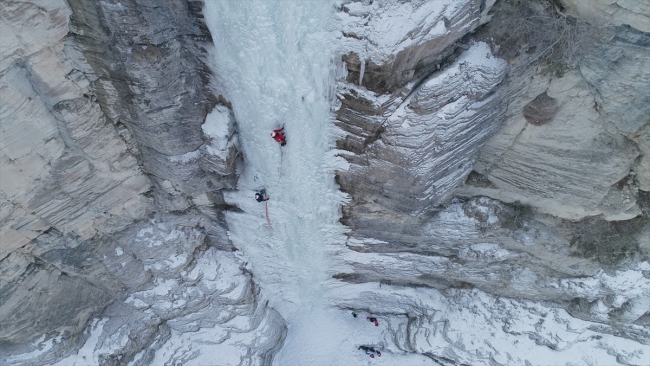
[64,0,240,212]
[0,0,150,259]
[1,0,267,361]
[336,0,498,223]
[1,0,151,344]
[561,0,650,33]
[464,25,650,221]
[333,0,649,351]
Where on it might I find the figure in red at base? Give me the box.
[367,316,379,326]
[271,127,286,146]
[359,346,381,358]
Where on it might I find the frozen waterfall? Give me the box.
[204,0,348,316]
[203,2,366,364]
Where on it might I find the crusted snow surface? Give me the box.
[202,105,237,158]
[49,319,120,366]
[337,0,471,63]
[332,284,649,366]
[167,149,201,163]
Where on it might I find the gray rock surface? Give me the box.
[561,0,650,33]
[1,1,267,363]
[0,0,150,255]
[465,25,650,221]
[1,0,151,345]
[336,0,502,221]
[64,0,241,207]
[332,0,650,359]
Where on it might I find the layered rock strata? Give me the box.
[464,24,650,221]
[64,0,240,211]
[1,0,280,364]
[335,0,498,219]
[1,0,151,345]
[333,0,650,356]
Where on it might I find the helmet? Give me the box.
[255,193,260,199]
[271,132,277,137]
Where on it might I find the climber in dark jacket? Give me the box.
[255,189,269,202]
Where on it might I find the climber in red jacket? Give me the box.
[271,127,286,146]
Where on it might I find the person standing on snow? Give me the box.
[367,316,379,326]
[358,346,381,358]
[271,127,286,146]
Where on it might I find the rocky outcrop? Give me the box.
[0,0,150,259]
[1,0,151,345]
[2,215,286,365]
[338,0,493,94]
[1,0,257,362]
[335,0,500,221]
[332,0,650,357]
[64,0,241,211]
[464,24,650,221]
[560,0,650,33]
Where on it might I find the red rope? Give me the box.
[265,199,272,228]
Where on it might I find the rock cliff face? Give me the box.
[332,0,649,360]
[0,0,150,263]
[64,0,239,211]
[561,0,650,33]
[464,24,650,221]
[1,0,282,364]
[1,0,151,344]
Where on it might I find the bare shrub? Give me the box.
[568,216,646,266]
[488,0,607,74]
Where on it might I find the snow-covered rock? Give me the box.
[2,217,285,366]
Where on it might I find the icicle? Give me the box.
[358,56,365,86]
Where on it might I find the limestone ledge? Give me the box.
[466,25,650,221]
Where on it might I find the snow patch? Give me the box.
[202,105,236,157]
[168,150,200,163]
[100,2,125,11]
[338,0,457,63]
